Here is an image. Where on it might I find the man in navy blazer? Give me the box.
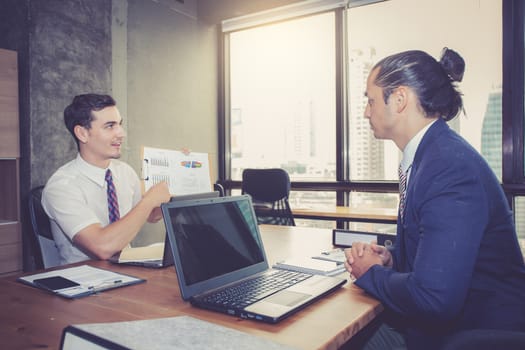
[345,48,525,350]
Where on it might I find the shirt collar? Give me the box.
[401,119,437,172]
[74,154,114,188]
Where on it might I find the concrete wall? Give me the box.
[29,0,113,189]
[125,0,218,174]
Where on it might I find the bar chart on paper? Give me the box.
[141,146,212,195]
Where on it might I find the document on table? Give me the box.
[273,257,346,277]
[17,265,145,299]
[311,248,347,264]
[141,146,212,195]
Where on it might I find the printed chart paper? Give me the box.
[141,146,212,195]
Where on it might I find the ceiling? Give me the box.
[197,0,304,24]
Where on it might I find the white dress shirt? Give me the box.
[400,119,437,186]
[42,154,142,265]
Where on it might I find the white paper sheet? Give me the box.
[141,146,212,195]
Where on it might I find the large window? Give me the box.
[229,12,336,182]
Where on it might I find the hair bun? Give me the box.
[439,47,465,82]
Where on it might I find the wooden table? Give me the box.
[292,206,398,224]
[0,225,383,350]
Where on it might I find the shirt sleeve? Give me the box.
[42,178,101,240]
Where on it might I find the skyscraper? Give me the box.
[348,47,386,181]
[480,87,502,180]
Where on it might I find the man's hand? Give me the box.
[144,182,170,205]
[143,182,170,223]
[147,207,163,223]
[344,242,392,279]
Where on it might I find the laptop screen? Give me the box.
[162,195,269,298]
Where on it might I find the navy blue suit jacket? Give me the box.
[355,119,525,349]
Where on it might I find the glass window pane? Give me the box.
[347,0,502,181]
[295,218,336,229]
[233,189,337,228]
[229,12,336,182]
[348,191,398,210]
[513,197,525,258]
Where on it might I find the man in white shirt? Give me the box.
[42,94,170,265]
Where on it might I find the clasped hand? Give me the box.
[344,242,392,280]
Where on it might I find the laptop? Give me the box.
[170,191,220,202]
[110,191,221,268]
[161,195,347,323]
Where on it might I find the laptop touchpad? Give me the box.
[265,290,311,307]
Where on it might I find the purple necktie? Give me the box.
[105,169,120,223]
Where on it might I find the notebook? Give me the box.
[109,233,174,268]
[161,195,347,324]
[110,191,221,268]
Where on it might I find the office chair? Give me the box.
[213,182,225,197]
[440,329,525,350]
[241,168,295,226]
[28,185,61,269]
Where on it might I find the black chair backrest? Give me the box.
[242,168,291,202]
[29,186,53,240]
[213,183,225,197]
[28,185,59,269]
[241,168,295,226]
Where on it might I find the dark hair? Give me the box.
[63,94,116,149]
[372,48,465,121]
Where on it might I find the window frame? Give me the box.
[502,0,525,191]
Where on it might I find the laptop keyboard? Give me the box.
[200,269,312,309]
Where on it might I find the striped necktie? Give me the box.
[398,165,408,222]
[105,169,120,223]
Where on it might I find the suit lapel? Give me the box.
[396,119,450,271]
